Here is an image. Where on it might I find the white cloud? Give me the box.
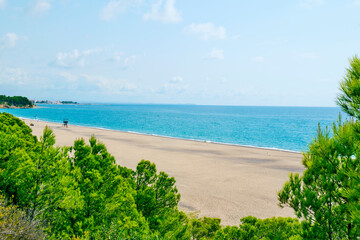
[111,52,124,62]
[252,56,265,63]
[0,0,5,9]
[4,33,18,47]
[82,74,137,93]
[155,76,188,94]
[55,48,102,67]
[299,0,324,8]
[143,0,182,23]
[100,0,142,21]
[60,73,137,94]
[0,66,53,92]
[169,76,183,83]
[0,66,29,85]
[184,23,226,40]
[123,55,138,69]
[0,33,19,50]
[110,52,139,69]
[203,48,224,60]
[354,0,360,5]
[59,72,77,82]
[156,84,188,94]
[29,0,52,16]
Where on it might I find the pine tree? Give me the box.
[278,56,360,239]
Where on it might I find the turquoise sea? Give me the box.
[1,104,342,152]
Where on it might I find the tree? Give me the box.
[134,160,185,237]
[40,137,149,239]
[0,113,40,208]
[0,113,150,239]
[0,95,33,107]
[337,56,360,119]
[337,55,360,237]
[190,217,222,239]
[213,216,301,240]
[0,195,46,240]
[278,56,360,239]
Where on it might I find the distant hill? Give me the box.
[0,95,33,108]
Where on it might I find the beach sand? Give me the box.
[23,119,304,226]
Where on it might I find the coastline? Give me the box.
[21,117,304,226]
[18,116,301,154]
[0,105,36,109]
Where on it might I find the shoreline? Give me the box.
[20,117,304,226]
[0,105,36,109]
[18,116,301,154]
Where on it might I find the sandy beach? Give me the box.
[23,118,304,226]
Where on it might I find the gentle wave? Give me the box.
[19,115,301,152]
[2,104,341,152]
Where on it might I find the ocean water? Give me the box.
[1,104,342,152]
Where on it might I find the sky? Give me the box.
[0,0,359,106]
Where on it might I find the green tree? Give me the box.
[0,195,46,240]
[41,137,149,239]
[134,160,185,237]
[213,216,301,240]
[337,55,360,119]
[0,95,33,107]
[278,56,360,239]
[238,216,301,240]
[190,217,222,240]
[0,113,150,239]
[342,169,360,229]
[337,55,360,237]
[0,113,40,208]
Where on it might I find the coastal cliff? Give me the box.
[0,95,34,108]
[0,104,34,109]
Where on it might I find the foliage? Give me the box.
[238,216,301,240]
[134,160,180,229]
[279,55,360,239]
[190,216,221,239]
[278,121,360,238]
[42,137,150,239]
[0,195,46,240]
[0,112,190,239]
[213,216,301,240]
[337,55,360,235]
[342,165,360,227]
[0,113,38,208]
[337,55,360,119]
[0,113,148,238]
[0,95,33,107]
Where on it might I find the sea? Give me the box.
[1,104,343,152]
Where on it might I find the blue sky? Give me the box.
[0,0,359,106]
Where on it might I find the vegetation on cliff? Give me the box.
[0,95,33,108]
